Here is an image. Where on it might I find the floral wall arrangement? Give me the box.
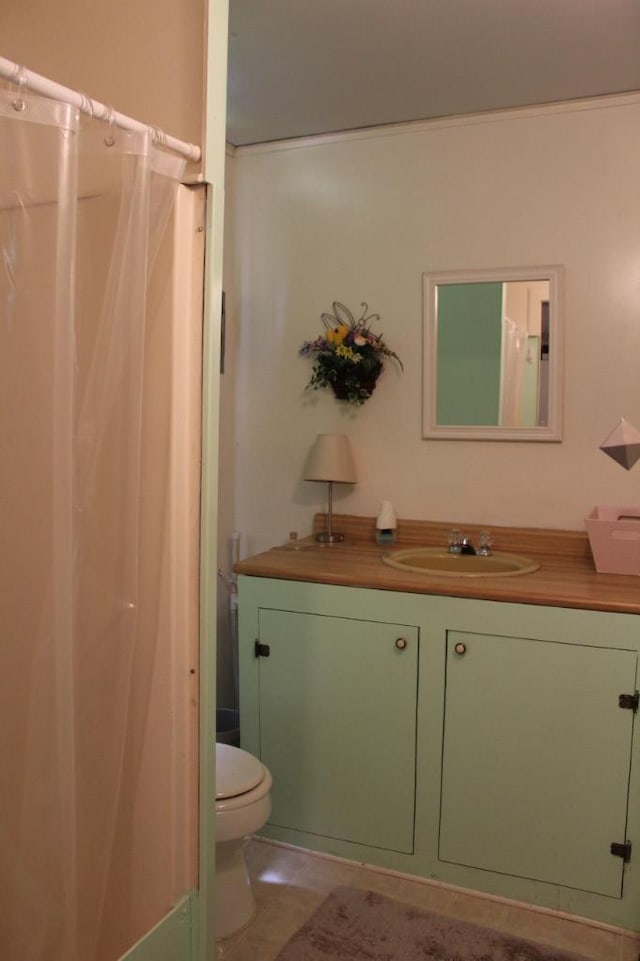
[299,302,403,406]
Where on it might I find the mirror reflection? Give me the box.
[423,266,563,442]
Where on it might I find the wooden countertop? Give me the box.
[234,514,640,614]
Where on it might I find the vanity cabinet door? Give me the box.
[439,631,637,897]
[255,609,419,853]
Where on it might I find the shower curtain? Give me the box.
[0,85,197,961]
[499,315,528,427]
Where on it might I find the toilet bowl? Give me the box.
[215,742,272,940]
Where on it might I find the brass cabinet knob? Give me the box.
[395,637,408,651]
[454,642,467,656]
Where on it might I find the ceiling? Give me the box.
[226,0,640,147]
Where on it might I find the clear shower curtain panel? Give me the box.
[500,316,527,427]
[0,88,187,961]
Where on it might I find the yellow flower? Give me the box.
[336,344,361,363]
[327,324,349,346]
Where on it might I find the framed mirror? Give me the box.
[422,265,563,441]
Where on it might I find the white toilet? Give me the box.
[215,742,272,940]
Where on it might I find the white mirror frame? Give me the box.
[422,265,564,442]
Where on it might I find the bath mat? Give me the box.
[275,886,595,961]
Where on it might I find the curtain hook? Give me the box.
[12,65,28,113]
[104,105,116,147]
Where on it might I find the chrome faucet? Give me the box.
[448,529,493,556]
[448,530,476,554]
[459,536,476,555]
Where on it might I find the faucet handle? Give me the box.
[478,530,493,556]
[448,529,462,554]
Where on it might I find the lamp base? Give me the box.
[316,531,345,544]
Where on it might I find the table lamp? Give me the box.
[304,434,357,543]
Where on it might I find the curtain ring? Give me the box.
[149,125,167,148]
[104,105,116,147]
[12,65,28,113]
[78,91,94,119]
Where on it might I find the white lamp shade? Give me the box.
[304,434,357,484]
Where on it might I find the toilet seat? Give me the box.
[216,743,267,801]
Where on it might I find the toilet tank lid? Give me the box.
[216,742,265,799]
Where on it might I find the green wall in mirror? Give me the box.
[437,282,502,426]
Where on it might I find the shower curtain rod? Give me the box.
[0,56,201,163]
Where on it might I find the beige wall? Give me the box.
[1,0,205,172]
[226,94,640,556]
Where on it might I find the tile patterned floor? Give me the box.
[217,838,640,961]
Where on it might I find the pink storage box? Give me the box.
[586,506,640,575]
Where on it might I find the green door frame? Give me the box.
[197,1,229,958]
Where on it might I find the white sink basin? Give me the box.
[382,547,539,578]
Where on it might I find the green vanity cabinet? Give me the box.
[238,575,640,930]
[439,630,637,898]
[248,606,419,853]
